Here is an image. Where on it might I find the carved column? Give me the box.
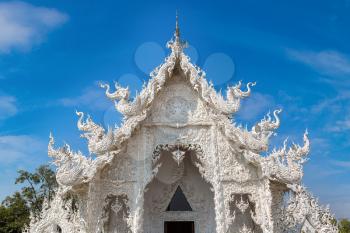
[211,125,227,233]
[250,179,274,233]
[270,183,286,233]
[262,179,274,232]
[131,127,149,233]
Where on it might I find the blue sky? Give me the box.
[0,0,350,218]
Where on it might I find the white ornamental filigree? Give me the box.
[100,82,137,117]
[48,133,117,188]
[171,147,186,166]
[97,194,130,233]
[223,194,236,231]
[100,49,177,119]
[48,133,91,187]
[239,224,253,233]
[235,195,250,213]
[261,130,310,183]
[76,111,114,155]
[152,144,203,165]
[194,78,256,116]
[252,109,282,141]
[280,184,338,233]
[23,189,85,233]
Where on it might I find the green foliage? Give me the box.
[339,219,350,233]
[0,165,58,233]
[0,192,29,233]
[15,165,57,217]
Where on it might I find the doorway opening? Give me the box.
[164,221,194,233]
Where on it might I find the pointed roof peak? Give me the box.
[175,10,180,41]
[167,11,187,56]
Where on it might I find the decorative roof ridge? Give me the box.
[242,130,310,184]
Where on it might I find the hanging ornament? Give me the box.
[236,195,250,213]
[171,145,186,166]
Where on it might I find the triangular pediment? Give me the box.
[145,67,210,124]
[166,186,192,211]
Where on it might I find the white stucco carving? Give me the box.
[24,189,85,233]
[25,17,338,233]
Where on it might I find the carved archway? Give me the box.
[144,143,216,233]
[152,143,210,182]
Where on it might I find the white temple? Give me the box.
[25,17,338,233]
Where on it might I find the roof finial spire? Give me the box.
[175,10,180,41]
[166,11,187,56]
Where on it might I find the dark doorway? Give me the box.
[164,221,194,233]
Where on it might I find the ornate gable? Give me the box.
[47,15,310,189]
[30,16,338,233]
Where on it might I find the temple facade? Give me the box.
[25,19,338,233]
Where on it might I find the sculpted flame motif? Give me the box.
[206,80,256,115]
[76,111,114,155]
[25,18,338,233]
[48,133,91,186]
[252,109,282,140]
[100,83,140,117]
[262,130,310,183]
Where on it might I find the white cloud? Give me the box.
[307,91,350,132]
[0,135,45,164]
[326,117,350,132]
[331,160,350,169]
[59,86,111,111]
[310,91,350,114]
[311,97,341,114]
[286,49,350,76]
[0,95,18,120]
[0,1,68,53]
